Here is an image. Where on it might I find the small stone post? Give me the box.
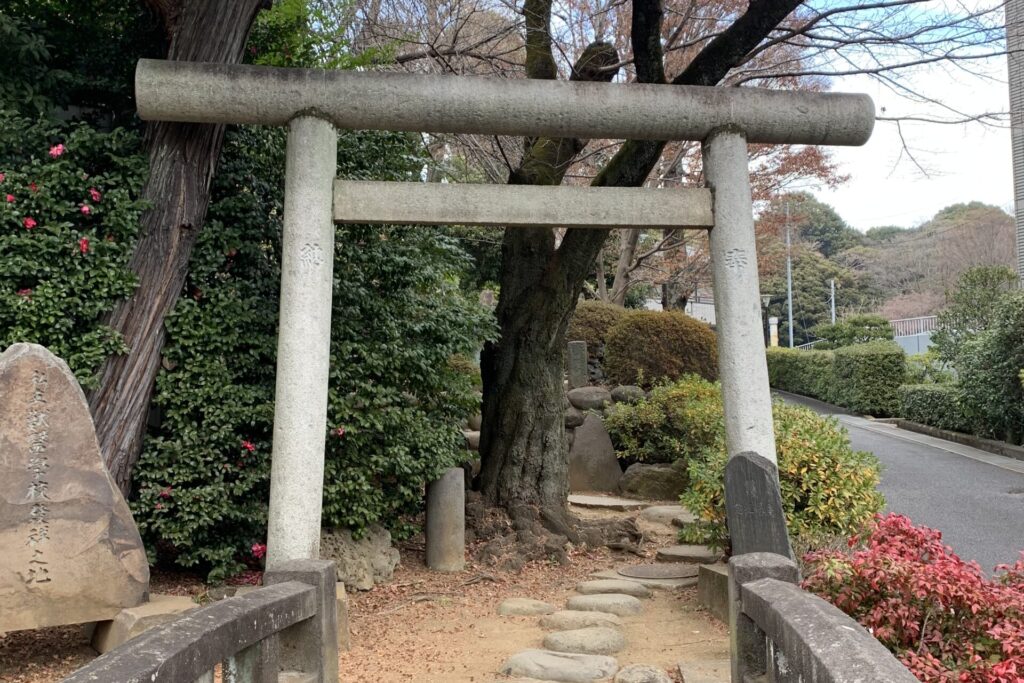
[702,128,777,464]
[768,316,779,347]
[567,340,588,389]
[267,117,338,567]
[728,553,799,683]
[264,559,340,683]
[426,467,466,571]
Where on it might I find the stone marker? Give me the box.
[568,415,623,493]
[497,597,556,616]
[566,386,612,411]
[565,593,642,616]
[544,626,625,655]
[724,451,794,559]
[539,610,623,631]
[91,594,197,653]
[614,664,673,683]
[656,544,721,564]
[426,467,465,572]
[567,341,588,389]
[500,649,619,683]
[575,579,651,599]
[0,343,149,632]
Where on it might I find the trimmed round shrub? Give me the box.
[566,299,627,360]
[603,310,717,388]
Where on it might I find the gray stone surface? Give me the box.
[426,467,465,572]
[464,430,481,451]
[568,341,589,390]
[336,581,351,651]
[638,505,691,526]
[565,406,585,429]
[539,610,623,631]
[614,664,672,683]
[544,626,625,655]
[671,510,697,527]
[616,563,700,580]
[497,598,556,616]
[591,568,698,591]
[137,59,875,147]
[0,343,149,632]
[500,650,619,683]
[320,524,400,591]
[618,462,688,501]
[266,116,337,568]
[724,452,793,559]
[575,579,651,599]
[568,494,647,511]
[677,659,729,683]
[697,563,729,624]
[567,387,612,411]
[610,385,645,404]
[656,545,721,564]
[467,413,482,431]
[565,593,642,616]
[568,415,623,493]
[91,594,198,654]
[263,559,339,683]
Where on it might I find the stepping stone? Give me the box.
[671,510,697,527]
[500,649,619,683]
[544,626,625,655]
[565,593,642,616]
[656,545,721,564]
[497,598,556,616]
[638,505,691,526]
[539,610,623,631]
[615,664,673,683]
[677,659,729,683]
[575,579,651,599]
[591,568,697,592]
[568,494,649,511]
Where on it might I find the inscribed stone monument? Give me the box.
[0,343,149,632]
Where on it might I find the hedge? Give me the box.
[898,384,971,434]
[766,340,905,416]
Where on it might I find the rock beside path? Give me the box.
[500,649,619,683]
[575,579,651,599]
[539,610,623,631]
[565,593,643,616]
[567,387,612,410]
[544,626,625,655]
[638,505,691,526]
[615,664,674,683]
[497,598,557,616]
[655,545,721,564]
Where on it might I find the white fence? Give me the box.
[889,316,937,337]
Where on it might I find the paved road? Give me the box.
[776,391,1024,572]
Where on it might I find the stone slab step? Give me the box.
[638,505,693,526]
[539,610,623,631]
[656,545,721,564]
[500,649,619,683]
[677,658,729,683]
[615,664,673,683]
[568,494,649,511]
[544,626,625,655]
[575,579,651,599]
[498,598,557,616]
[565,593,642,616]
[590,568,697,591]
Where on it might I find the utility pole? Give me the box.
[1008,0,1024,285]
[786,203,794,347]
[830,278,836,324]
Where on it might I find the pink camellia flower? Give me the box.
[5,194,13,203]
[16,288,32,298]
[89,187,101,202]
[22,217,36,230]
[29,182,37,193]
[158,486,173,499]
[80,204,91,215]
[334,426,346,437]
[79,237,90,254]
[241,440,256,453]
[155,503,164,510]
[0,173,5,182]
[251,543,267,559]
[48,144,65,158]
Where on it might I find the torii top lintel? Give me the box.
[135,59,874,147]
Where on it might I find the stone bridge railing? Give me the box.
[730,553,917,683]
[63,560,338,683]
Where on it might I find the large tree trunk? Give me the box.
[89,0,269,494]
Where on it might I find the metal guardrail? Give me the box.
[889,315,937,337]
[63,560,338,683]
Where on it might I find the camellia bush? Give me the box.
[804,514,1024,683]
[0,109,147,388]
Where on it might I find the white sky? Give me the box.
[809,59,1014,232]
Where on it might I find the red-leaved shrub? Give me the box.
[803,513,1024,683]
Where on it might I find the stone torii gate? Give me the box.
[134,59,874,568]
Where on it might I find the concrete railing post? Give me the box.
[426,467,466,571]
[267,116,338,567]
[728,553,799,683]
[702,128,777,464]
[264,559,339,683]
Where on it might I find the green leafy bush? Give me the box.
[566,299,627,362]
[765,347,834,401]
[899,384,970,433]
[603,310,717,388]
[132,126,495,581]
[0,110,147,388]
[810,314,892,349]
[605,374,722,467]
[678,395,884,552]
[831,341,905,416]
[904,349,953,385]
